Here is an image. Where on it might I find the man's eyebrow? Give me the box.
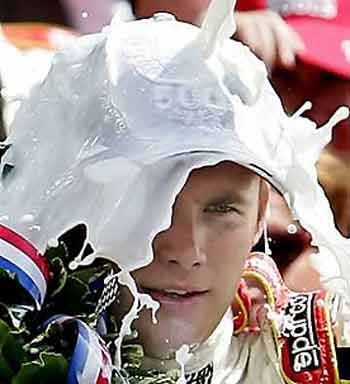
[204,192,244,206]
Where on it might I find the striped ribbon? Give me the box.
[45,315,113,384]
[0,224,50,309]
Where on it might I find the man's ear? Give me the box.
[253,179,270,245]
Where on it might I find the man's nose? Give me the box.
[153,217,207,271]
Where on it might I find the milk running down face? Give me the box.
[114,161,269,360]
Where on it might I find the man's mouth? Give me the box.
[141,287,209,304]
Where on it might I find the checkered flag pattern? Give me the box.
[186,363,213,384]
[95,272,119,318]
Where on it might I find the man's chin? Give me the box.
[141,339,199,361]
[134,316,205,360]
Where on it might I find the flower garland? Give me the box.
[0,224,178,384]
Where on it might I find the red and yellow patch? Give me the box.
[1,22,77,51]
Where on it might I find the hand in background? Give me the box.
[235,10,305,69]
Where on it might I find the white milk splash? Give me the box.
[175,344,192,384]
[113,270,160,368]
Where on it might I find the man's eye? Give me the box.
[204,203,238,214]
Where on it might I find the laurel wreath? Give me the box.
[0,225,178,384]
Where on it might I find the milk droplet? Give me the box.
[20,214,35,224]
[292,101,312,118]
[78,253,96,266]
[69,260,79,270]
[287,224,298,234]
[29,225,41,232]
[325,106,350,130]
[48,238,59,248]
[81,10,89,19]
[175,345,192,384]
[263,221,272,255]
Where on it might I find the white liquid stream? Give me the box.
[175,344,192,384]
[113,269,160,368]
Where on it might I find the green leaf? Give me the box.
[121,344,143,369]
[44,243,68,266]
[0,269,33,306]
[57,224,87,265]
[11,352,68,384]
[51,276,89,315]
[2,331,26,373]
[46,257,68,298]
[44,320,77,358]
[71,264,107,286]
[0,319,27,381]
[0,351,14,382]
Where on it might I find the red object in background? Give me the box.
[2,23,77,51]
[236,0,350,79]
[236,0,266,11]
[136,0,350,78]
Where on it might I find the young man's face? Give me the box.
[116,161,268,359]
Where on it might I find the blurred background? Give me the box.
[0,0,349,291]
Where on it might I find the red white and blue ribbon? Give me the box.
[0,224,50,309]
[46,315,113,384]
